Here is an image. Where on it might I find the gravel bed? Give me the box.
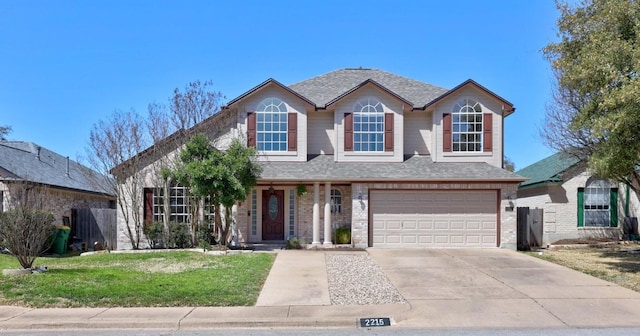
[325,253,407,305]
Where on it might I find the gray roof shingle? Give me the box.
[260,155,525,182]
[0,141,115,196]
[288,68,448,108]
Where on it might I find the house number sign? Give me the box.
[359,317,391,328]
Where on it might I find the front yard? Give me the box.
[0,251,275,308]
[527,243,640,292]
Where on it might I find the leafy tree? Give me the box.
[0,125,11,141]
[173,134,261,248]
[542,0,640,193]
[86,80,223,249]
[0,182,56,269]
[146,80,224,236]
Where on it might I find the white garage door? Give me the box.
[371,190,497,248]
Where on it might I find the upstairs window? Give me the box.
[452,98,483,152]
[353,98,384,152]
[256,98,288,151]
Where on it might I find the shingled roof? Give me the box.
[0,141,114,196]
[516,152,581,189]
[288,68,449,108]
[260,155,525,182]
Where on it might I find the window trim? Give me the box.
[443,98,493,153]
[344,98,394,153]
[578,178,618,228]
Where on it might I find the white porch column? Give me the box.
[312,182,321,245]
[323,182,332,246]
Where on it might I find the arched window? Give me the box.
[330,189,342,214]
[256,98,288,151]
[353,98,384,152]
[583,178,612,227]
[452,98,483,152]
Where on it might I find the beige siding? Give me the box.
[237,85,308,162]
[403,111,431,155]
[307,112,334,155]
[431,86,503,168]
[333,86,405,162]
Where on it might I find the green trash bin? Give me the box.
[54,226,71,255]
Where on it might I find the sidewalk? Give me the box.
[3,248,640,331]
[0,250,409,331]
[0,304,409,331]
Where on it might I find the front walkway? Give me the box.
[256,250,331,306]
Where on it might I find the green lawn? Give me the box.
[0,251,275,308]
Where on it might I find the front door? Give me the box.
[262,189,285,240]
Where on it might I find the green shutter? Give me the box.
[610,188,618,227]
[577,188,584,227]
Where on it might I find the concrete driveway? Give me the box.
[368,248,640,328]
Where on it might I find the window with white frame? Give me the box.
[153,185,190,223]
[330,189,342,214]
[256,98,288,151]
[452,98,483,152]
[583,178,614,227]
[152,185,215,224]
[353,98,384,152]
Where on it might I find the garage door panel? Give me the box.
[371,190,497,248]
[418,220,433,230]
[450,220,465,230]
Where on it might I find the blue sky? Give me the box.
[0,0,560,170]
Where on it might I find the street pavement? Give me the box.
[1,248,640,331]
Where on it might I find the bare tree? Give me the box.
[0,125,12,141]
[0,181,56,269]
[87,109,149,249]
[144,80,225,244]
[170,80,224,131]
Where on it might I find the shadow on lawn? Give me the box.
[596,248,640,273]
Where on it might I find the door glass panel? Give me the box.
[268,194,278,220]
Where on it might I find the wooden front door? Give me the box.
[262,189,285,240]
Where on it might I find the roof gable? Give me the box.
[324,79,414,109]
[516,152,581,188]
[425,79,515,116]
[225,78,316,109]
[288,68,448,108]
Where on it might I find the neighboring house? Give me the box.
[0,141,117,248]
[118,68,525,250]
[516,152,640,245]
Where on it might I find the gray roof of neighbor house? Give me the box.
[260,155,526,182]
[516,152,581,189]
[0,141,115,196]
[288,68,449,108]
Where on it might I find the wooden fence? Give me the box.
[516,207,543,250]
[73,208,117,250]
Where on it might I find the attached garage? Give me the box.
[370,190,498,248]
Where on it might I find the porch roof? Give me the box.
[259,155,526,183]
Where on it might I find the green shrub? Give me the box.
[285,237,305,249]
[143,222,165,248]
[333,226,351,244]
[167,222,192,248]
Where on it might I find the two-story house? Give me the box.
[117,68,525,250]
